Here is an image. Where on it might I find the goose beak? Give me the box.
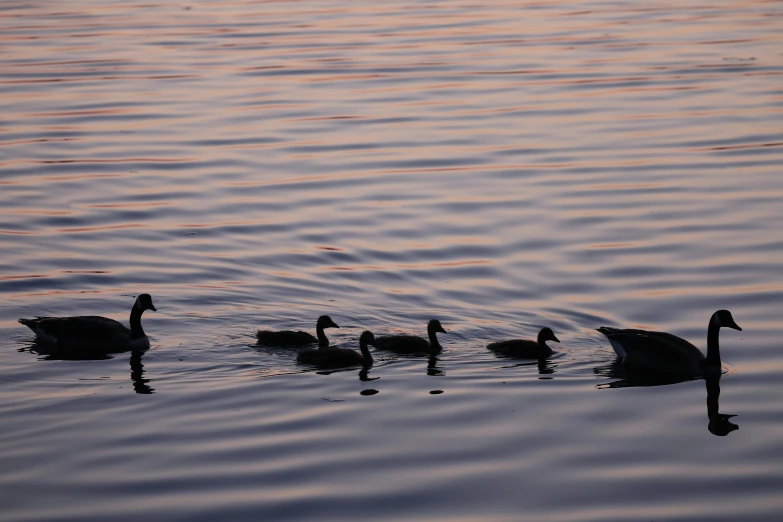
[551,334,560,343]
[438,325,447,334]
[728,320,741,331]
[331,321,339,328]
[150,304,157,312]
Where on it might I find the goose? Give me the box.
[376,319,447,355]
[297,330,376,368]
[597,309,741,376]
[487,327,560,358]
[19,294,157,352]
[257,315,339,348]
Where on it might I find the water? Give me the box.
[1,1,782,520]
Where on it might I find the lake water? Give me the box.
[1,1,782,520]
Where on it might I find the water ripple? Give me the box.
[1,1,783,521]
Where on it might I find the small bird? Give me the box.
[487,327,560,358]
[297,330,376,368]
[597,309,741,376]
[19,294,157,352]
[375,319,447,355]
[257,315,339,348]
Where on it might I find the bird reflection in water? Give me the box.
[705,374,738,436]
[491,352,558,378]
[594,361,737,436]
[310,359,380,395]
[537,357,557,378]
[427,354,444,376]
[19,341,154,395]
[129,350,154,394]
[359,366,378,382]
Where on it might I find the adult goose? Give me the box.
[487,327,560,359]
[597,309,741,376]
[297,330,376,368]
[19,294,157,352]
[257,315,339,348]
[376,319,447,355]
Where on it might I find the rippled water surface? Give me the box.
[2,1,782,520]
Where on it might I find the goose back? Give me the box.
[376,334,431,353]
[256,329,318,347]
[376,319,446,355]
[487,327,559,359]
[488,339,548,358]
[257,315,338,348]
[297,330,375,368]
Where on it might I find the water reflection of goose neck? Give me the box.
[130,350,154,395]
[706,375,738,436]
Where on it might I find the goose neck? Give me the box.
[129,305,146,339]
[705,319,721,367]
[537,331,547,350]
[427,329,442,355]
[359,341,374,367]
[316,325,329,348]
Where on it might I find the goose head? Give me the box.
[317,315,339,330]
[136,294,157,312]
[538,327,560,344]
[712,310,741,331]
[360,330,377,348]
[428,319,447,335]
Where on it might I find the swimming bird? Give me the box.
[597,309,741,376]
[19,294,157,352]
[297,330,376,368]
[487,327,560,358]
[375,319,447,355]
[257,315,339,348]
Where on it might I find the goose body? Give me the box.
[19,294,157,352]
[597,310,741,376]
[257,315,339,348]
[297,330,376,368]
[487,327,559,358]
[376,319,447,355]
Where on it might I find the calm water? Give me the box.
[1,1,782,520]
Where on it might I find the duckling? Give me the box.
[487,327,560,358]
[376,319,447,355]
[19,294,157,352]
[597,309,741,376]
[297,330,376,368]
[257,315,339,348]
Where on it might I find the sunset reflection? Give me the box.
[1,0,782,521]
